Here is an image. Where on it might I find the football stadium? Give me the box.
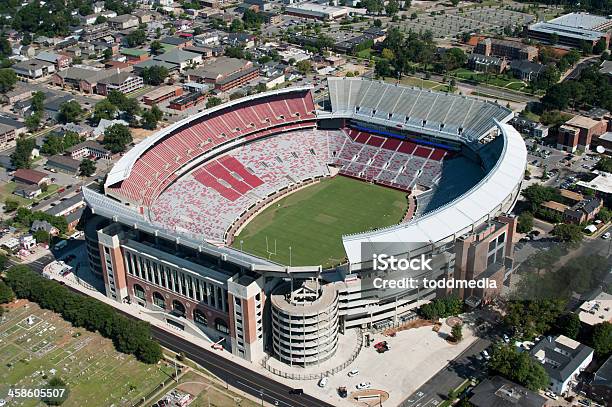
[84,78,526,367]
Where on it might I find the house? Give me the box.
[509,60,545,81]
[96,72,144,96]
[530,335,594,395]
[13,169,50,186]
[153,48,203,71]
[468,54,507,74]
[564,196,602,224]
[12,59,56,80]
[13,184,42,199]
[65,207,84,232]
[31,220,59,236]
[66,141,112,160]
[108,14,139,30]
[469,376,547,407]
[61,123,94,139]
[45,155,81,174]
[93,118,129,138]
[35,51,72,70]
[588,355,612,405]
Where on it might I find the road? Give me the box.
[399,337,491,407]
[13,254,333,407]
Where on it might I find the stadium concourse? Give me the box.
[83,78,526,384]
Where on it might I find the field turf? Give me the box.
[233,176,408,267]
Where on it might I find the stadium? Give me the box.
[84,78,526,367]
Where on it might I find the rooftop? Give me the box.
[186,57,250,79]
[566,115,602,130]
[578,291,612,326]
[549,12,612,31]
[469,376,547,407]
[530,335,593,382]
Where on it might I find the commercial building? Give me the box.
[108,14,139,30]
[577,171,612,205]
[185,57,258,91]
[563,196,602,224]
[528,12,612,48]
[467,54,507,74]
[96,72,144,96]
[469,376,547,407]
[530,335,593,396]
[285,3,349,21]
[12,59,56,80]
[578,291,612,327]
[46,155,82,174]
[557,115,608,152]
[168,92,207,111]
[474,38,538,61]
[142,86,184,106]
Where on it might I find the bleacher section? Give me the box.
[107,91,317,205]
[149,127,482,243]
[328,78,512,142]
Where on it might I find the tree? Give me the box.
[296,60,312,74]
[33,229,50,244]
[142,65,169,86]
[451,323,463,342]
[0,280,15,304]
[552,224,583,243]
[102,48,113,61]
[373,19,382,28]
[517,212,534,233]
[554,312,581,339]
[57,101,83,124]
[522,184,560,211]
[385,0,399,16]
[32,91,45,113]
[93,99,118,124]
[594,38,607,55]
[441,47,466,72]
[126,29,147,47]
[597,207,611,223]
[596,157,612,173]
[79,158,96,177]
[4,199,19,212]
[591,322,612,359]
[504,299,566,340]
[25,112,42,132]
[150,40,163,55]
[225,46,245,59]
[0,68,17,93]
[103,124,132,153]
[206,97,222,109]
[489,345,549,391]
[10,137,36,169]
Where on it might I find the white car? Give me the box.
[318,377,328,388]
[545,391,558,400]
[356,382,371,390]
[482,350,491,360]
[347,369,359,377]
[603,232,610,240]
[502,334,510,343]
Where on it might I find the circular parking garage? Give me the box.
[270,280,339,367]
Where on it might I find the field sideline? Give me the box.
[233,176,408,267]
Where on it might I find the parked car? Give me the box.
[356,382,371,390]
[288,389,303,395]
[318,377,328,388]
[481,350,491,360]
[603,232,610,240]
[347,369,359,377]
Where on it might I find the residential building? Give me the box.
[35,51,72,70]
[66,141,112,160]
[14,184,42,199]
[530,335,594,395]
[509,60,545,81]
[31,220,59,236]
[96,72,144,96]
[469,376,547,407]
[120,48,150,63]
[467,54,507,73]
[564,196,602,224]
[474,38,538,61]
[160,36,193,48]
[0,122,21,151]
[588,355,612,405]
[12,59,56,80]
[108,14,139,30]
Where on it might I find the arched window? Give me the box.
[215,318,229,334]
[172,299,186,317]
[152,292,165,309]
[133,284,145,300]
[193,309,208,326]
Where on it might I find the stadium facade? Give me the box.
[83,78,526,366]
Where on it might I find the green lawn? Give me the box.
[451,68,527,91]
[233,176,408,268]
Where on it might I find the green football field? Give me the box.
[232,176,408,268]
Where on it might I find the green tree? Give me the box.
[25,112,42,132]
[56,100,83,124]
[591,321,612,359]
[42,376,67,405]
[522,184,560,211]
[451,323,463,342]
[103,124,132,153]
[554,312,581,339]
[78,158,96,177]
[206,97,222,109]
[33,229,50,244]
[385,0,399,16]
[597,207,611,223]
[517,212,534,233]
[489,345,549,391]
[596,157,612,173]
[126,29,147,47]
[594,38,607,54]
[32,91,45,113]
[10,137,36,169]
[0,68,17,93]
[4,199,19,212]
[296,60,312,74]
[102,48,113,61]
[552,224,583,243]
[142,65,168,86]
[150,40,163,55]
[0,280,15,304]
[93,99,118,124]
